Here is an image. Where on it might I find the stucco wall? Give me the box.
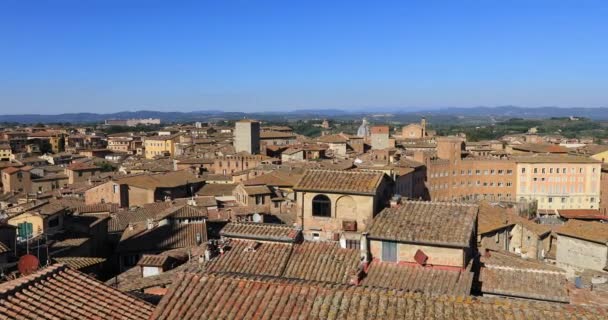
[369,239,465,267]
[556,235,608,272]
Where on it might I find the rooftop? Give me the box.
[0,264,154,320]
[220,222,301,243]
[294,169,385,195]
[368,201,478,247]
[555,220,608,244]
[361,261,473,296]
[151,273,607,320]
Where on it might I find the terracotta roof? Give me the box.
[196,183,237,196]
[152,273,607,320]
[116,170,202,189]
[361,261,473,296]
[108,202,177,233]
[220,222,301,243]
[76,203,119,214]
[294,169,385,195]
[164,205,207,219]
[371,126,389,134]
[242,171,303,187]
[480,249,563,271]
[480,267,569,303]
[137,254,172,267]
[67,162,100,171]
[555,220,608,244]
[316,134,348,143]
[259,131,296,139]
[0,264,154,320]
[200,239,292,277]
[477,202,515,234]
[557,209,608,220]
[118,222,208,253]
[512,143,570,154]
[514,154,600,163]
[282,241,359,284]
[1,166,24,174]
[0,242,10,254]
[368,201,478,247]
[241,185,273,195]
[52,257,106,270]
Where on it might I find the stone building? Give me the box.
[370,126,390,150]
[555,220,608,272]
[367,201,477,268]
[1,166,32,194]
[401,118,428,139]
[293,169,391,241]
[234,119,260,155]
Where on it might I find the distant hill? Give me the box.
[1,106,607,124]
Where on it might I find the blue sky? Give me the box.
[1,0,607,114]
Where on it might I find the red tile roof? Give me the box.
[361,261,473,296]
[557,209,608,220]
[220,222,301,243]
[480,266,568,303]
[152,273,607,319]
[0,264,154,319]
[371,126,389,134]
[368,201,478,247]
[294,169,386,195]
[282,241,360,284]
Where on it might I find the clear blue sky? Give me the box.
[1,0,607,114]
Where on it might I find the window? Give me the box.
[312,195,331,217]
[520,168,525,174]
[542,168,545,174]
[506,170,512,175]
[78,171,83,177]
[345,240,360,250]
[534,168,538,174]
[381,241,398,262]
[548,197,553,203]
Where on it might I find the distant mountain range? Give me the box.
[0,106,606,124]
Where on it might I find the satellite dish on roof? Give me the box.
[252,212,263,223]
[18,254,39,276]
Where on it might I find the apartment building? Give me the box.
[515,155,601,210]
[143,133,182,159]
[422,137,517,202]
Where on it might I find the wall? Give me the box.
[85,181,122,205]
[9,213,44,238]
[369,239,466,268]
[556,235,608,272]
[516,162,601,210]
[479,227,511,252]
[299,191,376,241]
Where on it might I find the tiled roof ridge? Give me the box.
[484,264,566,275]
[226,221,298,230]
[172,271,589,308]
[0,264,68,297]
[400,200,479,207]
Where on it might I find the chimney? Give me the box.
[360,232,370,264]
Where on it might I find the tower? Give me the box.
[421,117,427,137]
[234,120,260,154]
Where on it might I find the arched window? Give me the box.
[312,195,331,217]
